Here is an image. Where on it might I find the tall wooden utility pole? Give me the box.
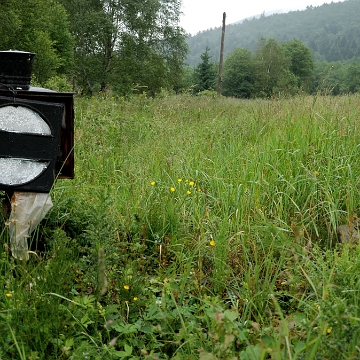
[217,12,226,97]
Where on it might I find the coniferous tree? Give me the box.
[192,47,217,93]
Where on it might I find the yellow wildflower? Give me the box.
[170,187,175,192]
[151,181,156,186]
[189,181,195,186]
[177,178,182,183]
[124,285,130,290]
[326,327,332,334]
[133,297,138,301]
[209,240,215,247]
[187,191,191,195]
[5,293,12,298]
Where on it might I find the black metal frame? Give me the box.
[3,89,75,179]
[0,96,64,192]
[0,50,74,192]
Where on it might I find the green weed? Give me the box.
[1,94,360,358]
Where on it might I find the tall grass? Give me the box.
[1,93,360,358]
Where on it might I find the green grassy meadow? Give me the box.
[1,93,360,359]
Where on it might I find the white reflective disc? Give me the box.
[0,158,50,185]
[0,105,51,135]
[0,105,52,186]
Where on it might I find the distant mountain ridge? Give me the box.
[185,0,360,67]
[234,9,290,25]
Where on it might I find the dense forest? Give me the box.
[0,0,187,96]
[186,0,360,67]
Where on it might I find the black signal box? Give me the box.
[0,50,74,193]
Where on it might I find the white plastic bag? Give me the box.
[9,192,53,260]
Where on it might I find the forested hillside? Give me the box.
[186,0,360,67]
[0,0,358,97]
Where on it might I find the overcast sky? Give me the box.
[180,0,346,35]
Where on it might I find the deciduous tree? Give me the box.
[253,38,299,97]
[222,48,255,98]
[283,39,314,91]
[60,0,187,95]
[0,0,74,85]
[346,62,360,93]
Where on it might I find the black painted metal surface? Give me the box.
[0,50,35,90]
[0,50,74,192]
